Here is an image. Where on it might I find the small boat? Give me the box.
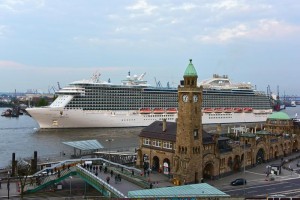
[291,101,297,107]
[166,108,177,114]
[243,107,253,112]
[1,109,12,117]
[233,108,243,113]
[214,108,224,113]
[224,108,233,113]
[203,108,214,113]
[153,108,165,114]
[139,108,151,114]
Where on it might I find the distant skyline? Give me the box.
[1,0,300,95]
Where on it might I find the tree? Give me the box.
[15,159,32,199]
[36,98,48,107]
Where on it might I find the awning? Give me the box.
[62,140,104,151]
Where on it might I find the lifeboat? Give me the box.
[203,108,214,113]
[224,108,233,113]
[166,108,177,114]
[153,108,165,114]
[139,108,151,114]
[233,108,243,113]
[214,108,224,113]
[243,107,253,113]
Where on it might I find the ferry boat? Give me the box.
[26,72,272,128]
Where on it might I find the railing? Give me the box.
[76,165,126,198]
[26,164,127,198]
[34,157,141,177]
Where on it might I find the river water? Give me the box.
[0,108,142,168]
[0,106,299,169]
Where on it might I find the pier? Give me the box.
[0,157,172,199]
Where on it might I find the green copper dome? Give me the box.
[184,59,198,77]
[268,112,290,120]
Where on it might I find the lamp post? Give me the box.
[7,171,10,199]
[69,176,72,196]
[106,139,114,162]
[243,142,246,197]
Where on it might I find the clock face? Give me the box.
[193,95,198,102]
[182,94,188,102]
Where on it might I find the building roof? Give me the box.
[62,140,104,151]
[268,112,290,120]
[128,183,230,198]
[139,121,214,144]
[203,131,215,144]
[184,59,198,77]
[255,130,271,135]
[240,133,256,138]
[139,121,177,141]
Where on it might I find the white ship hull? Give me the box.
[26,107,272,129]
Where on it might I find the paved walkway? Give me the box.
[2,152,300,199]
[206,151,300,190]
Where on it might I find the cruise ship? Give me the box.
[26,72,272,128]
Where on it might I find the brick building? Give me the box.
[136,60,300,185]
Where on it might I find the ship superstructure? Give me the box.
[26,72,272,128]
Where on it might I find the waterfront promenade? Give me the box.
[1,151,300,199]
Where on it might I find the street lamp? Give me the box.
[7,171,10,199]
[69,176,72,196]
[243,142,246,197]
[106,139,114,162]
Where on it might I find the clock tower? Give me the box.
[172,59,203,184]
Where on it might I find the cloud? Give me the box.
[0,60,24,69]
[0,60,123,73]
[170,3,198,11]
[206,0,250,11]
[0,25,8,37]
[73,36,131,46]
[195,19,300,43]
[0,0,45,13]
[126,0,158,15]
[253,19,300,38]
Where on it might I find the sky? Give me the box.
[0,0,300,95]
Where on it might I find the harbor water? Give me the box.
[0,108,142,168]
[1,106,300,169]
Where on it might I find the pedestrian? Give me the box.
[150,182,153,189]
[104,166,107,173]
[131,169,134,177]
[99,165,102,172]
[147,170,150,177]
[110,169,114,177]
[118,174,121,182]
[106,176,110,184]
[121,167,124,173]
